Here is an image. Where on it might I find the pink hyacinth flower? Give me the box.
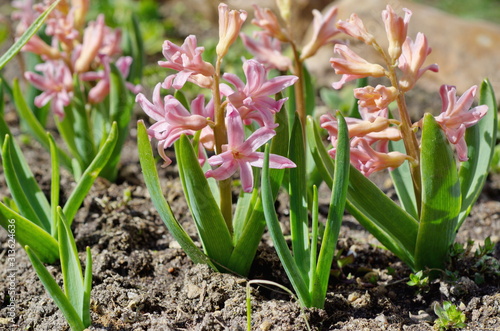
[330,44,386,89]
[159,35,215,90]
[398,33,439,92]
[80,56,141,104]
[434,85,488,162]
[240,32,292,71]
[382,5,412,62]
[220,59,297,127]
[205,108,295,192]
[336,13,375,45]
[354,85,398,119]
[136,83,212,167]
[45,7,79,47]
[251,5,289,42]
[24,60,73,119]
[216,3,247,58]
[75,14,106,73]
[300,6,341,61]
[350,137,411,177]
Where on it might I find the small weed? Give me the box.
[434,301,466,330]
[407,270,430,292]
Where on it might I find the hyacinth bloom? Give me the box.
[434,85,488,161]
[80,56,141,104]
[74,14,105,73]
[240,32,292,71]
[71,0,90,29]
[45,8,79,47]
[136,84,212,167]
[251,5,289,42]
[336,13,375,45]
[300,6,340,61]
[398,33,439,91]
[205,108,295,192]
[159,35,215,90]
[12,0,37,35]
[22,35,61,60]
[24,60,73,119]
[354,85,398,118]
[330,44,386,89]
[221,59,298,127]
[350,137,411,176]
[382,6,412,62]
[216,3,247,58]
[100,26,123,58]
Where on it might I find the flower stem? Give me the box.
[291,42,306,130]
[212,57,233,233]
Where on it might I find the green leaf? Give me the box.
[389,139,418,219]
[288,116,310,279]
[0,203,59,263]
[137,121,215,268]
[49,133,60,237]
[306,115,418,269]
[0,0,61,70]
[25,246,85,331]
[227,103,290,276]
[2,134,50,231]
[57,208,84,321]
[123,14,144,84]
[261,144,310,307]
[100,64,132,181]
[312,113,349,308]
[82,247,92,327]
[458,79,497,228]
[415,114,461,271]
[63,122,119,225]
[12,79,73,169]
[71,76,95,168]
[176,135,234,268]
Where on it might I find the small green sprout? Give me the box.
[434,301,466,330]
[407,270,430,290]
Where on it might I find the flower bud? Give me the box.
[216,3,247,58]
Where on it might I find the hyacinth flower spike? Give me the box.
[205,107,295,193]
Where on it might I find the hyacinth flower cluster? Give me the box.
[308,5,496,274]
[7,0,143,181]
[137,2,351,308]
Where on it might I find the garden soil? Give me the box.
[0,103,499,331]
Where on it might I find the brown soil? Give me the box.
[0,104,499,331]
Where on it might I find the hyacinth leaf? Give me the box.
[415,113,461,271]
[25,246,85,331]
[123,14,144,85]
[137,120,215,268]
[288,116,310,279]
[306,116,418,268]
[228,102,290,276]
[458,79,497,228]
[55,104,83,173]
[12,79,73,169]
[311,113,350,308]
[2,134,50,231]
[63,122,119,226]
[0,0,61,70]
[389,139,418,219]
[176,135,234,269]
[57,208,85,322]
[0,203,59,263]
[261,144,310,307]
[82,246,92,327]
[71,75,95,168]
[306,116,334,187]
[100,63,132,181]
[48,133,60,237]
[232,189,258,245]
